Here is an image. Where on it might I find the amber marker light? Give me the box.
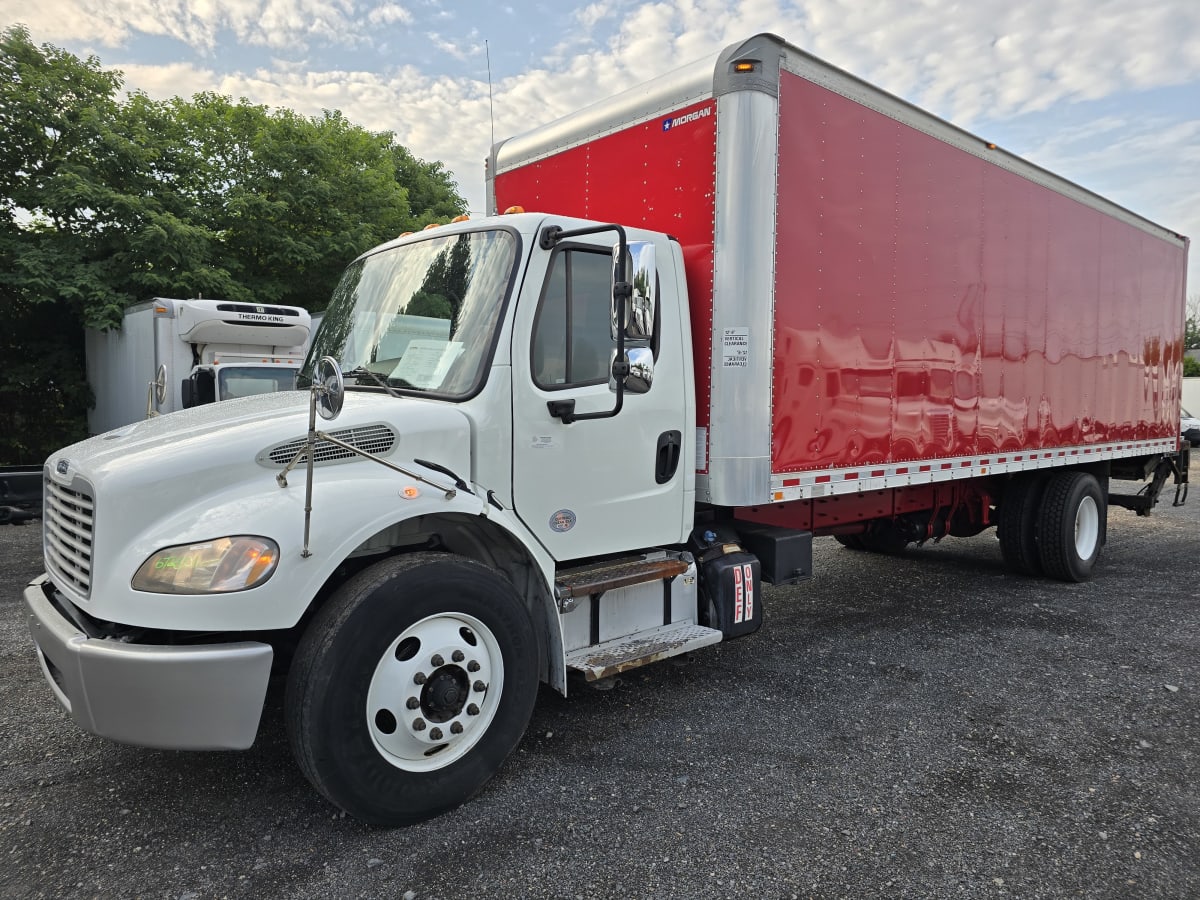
[423,223,441,230]
[398,231,413,237]
[733,61,757,73]
[451,214,470,222]
[401,486,421,499]
[503,205,525,215]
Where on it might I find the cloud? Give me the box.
[12,0,1200,258]
[367,2,412,25]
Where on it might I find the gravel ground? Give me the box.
[2,459,1198,899]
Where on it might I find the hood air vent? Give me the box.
[260,423,397,467]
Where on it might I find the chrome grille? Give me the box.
[265,423,397,466]
[44,480,94,596]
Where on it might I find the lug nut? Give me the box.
[406,697,420,710]
[467,704,480,716]
[452,650,465,662]
[450,722,464,734]
[414,672,427,685]
[431,654,444,667]
[473,680,486,693]
[467,661,481,672]
[412,718,426,731]
[429,727,443,740]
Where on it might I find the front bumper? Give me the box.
[23,575,273,750]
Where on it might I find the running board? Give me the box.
[565,622,723,681]
[555,555,690,601]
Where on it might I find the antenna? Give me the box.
[485,39,495,151]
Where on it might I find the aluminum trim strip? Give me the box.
[766,438,1181,502]
[705,88,779,508]
[491,57,715,175]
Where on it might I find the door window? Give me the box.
[531,250,612,388]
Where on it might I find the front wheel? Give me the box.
[286,552,539,825]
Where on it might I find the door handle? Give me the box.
[547,399,576,423]
[655,430,682,484]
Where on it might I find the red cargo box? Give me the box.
[491,33,1189,508]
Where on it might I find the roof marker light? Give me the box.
[503,205,525,215]
[451,214,470,222]
[423,223,441,230]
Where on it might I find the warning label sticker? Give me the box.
[722,327,749,368]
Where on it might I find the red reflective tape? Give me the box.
[896,467,909,474]
[920,465,931,472]
[941,463,953,470]
[783,478,800,487]
[815,475,831,483]
[871,470,885,477]
[960,461,971,467]
[844,472,859,480]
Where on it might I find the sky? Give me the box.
[4,0,1199,289]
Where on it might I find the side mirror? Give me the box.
[181,377,195,409]
[611,241,656,343]
[609,346,654,395]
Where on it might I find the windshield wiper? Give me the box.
[343,366,406,398]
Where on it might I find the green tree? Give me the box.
[1185,294,1199,351]
[391,146,468,226]
[0,26,467,463]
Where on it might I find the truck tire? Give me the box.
[285,552,539,825]
[834,534,866,551]
[998,474,1046,576]
[1037,472,1105,582]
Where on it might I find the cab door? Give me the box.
[510,236,687,561]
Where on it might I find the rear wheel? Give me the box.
[1037,472,1106,582]
[998,474,1047,576]
[286,552,538,825]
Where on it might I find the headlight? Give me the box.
[132,536,280,594]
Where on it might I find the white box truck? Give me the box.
[24,34,1189,826]
[86,298,313,434]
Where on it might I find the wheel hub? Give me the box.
[422,666,469,723]
[366,612,503,772]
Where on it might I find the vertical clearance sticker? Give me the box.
[722,327,749,368]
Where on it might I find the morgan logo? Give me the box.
[732,563,754,624]
[662,107,712,132]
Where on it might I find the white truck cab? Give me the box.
[27,213,726,825]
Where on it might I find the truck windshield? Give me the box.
[217,367,300,400]
[300,229,518,398]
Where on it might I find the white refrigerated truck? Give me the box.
[86,298,312,434]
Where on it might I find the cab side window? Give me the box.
[532,250,612,388]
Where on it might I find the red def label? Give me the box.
[733,565,744,623]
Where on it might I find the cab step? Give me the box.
[564,622,723,681]
[554,555,690,601]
